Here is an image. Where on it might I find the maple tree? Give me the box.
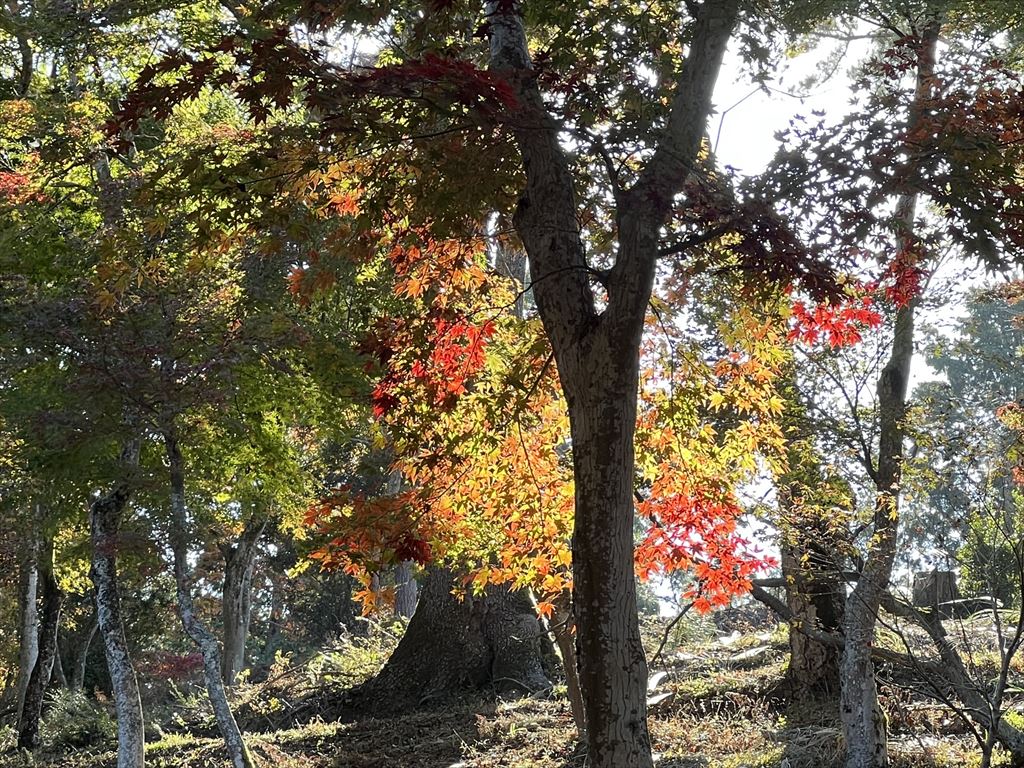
[301,226,798,734]
[7,1,1024,766]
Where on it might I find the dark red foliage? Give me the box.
[139,651,203,681]
[113,31,518,140]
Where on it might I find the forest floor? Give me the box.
[0,612,1009,768]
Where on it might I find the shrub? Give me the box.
[39,689,116,750]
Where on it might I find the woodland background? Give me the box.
[4,1,1024,767]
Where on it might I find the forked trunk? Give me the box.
[221,515,267,687]
[486,2,738,764]
[163,425,255,768]
[18,535,65,750]
[90,438,145,768]
[840,21,939,768]
[13,533,39,723]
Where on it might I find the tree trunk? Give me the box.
[782,539,844,696]
[163,425,255,768]
[357,567,549,712]
[774,361,847,697]
[394,561,418,618]
[72,616,99,691]
[260,571,285,671]
[487,3,738,765]
[565,370,653,766]
[13,533,39,723]
[840,21,939,768]
[221,515,267,687]
[549,592,586,739]
[91,438,146,768]
[18,534,65,750]
[51,644,67,689]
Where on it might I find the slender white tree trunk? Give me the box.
[14,533,39,723]
[18,534,65,750]
[90,438,146,768]
[163,424,255,768]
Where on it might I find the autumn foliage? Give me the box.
[306,240,789,616]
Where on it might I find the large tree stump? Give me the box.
[354,567,550,714]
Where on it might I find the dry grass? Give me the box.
[7,615,1021,768]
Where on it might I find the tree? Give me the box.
[753,6,1024,761]
[105,1,1024,763]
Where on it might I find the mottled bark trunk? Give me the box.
[13,534,39,723]
[565,367,651,765]
[394,561,418,618]
[163,425,255,768]
[91,439,145,768]
[840,22,939,768]
[782,540,844,696]
[358,567,548,711]
[221,516,267,687]
[18,536,65,750]
[72,617,99,691]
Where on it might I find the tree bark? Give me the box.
[17,534,65,750]
[51,644,67,689]
[782,537,844,696]
[487,3,738,765]
[72,616,99,691]
[394,561,418,618]
[753,579,1024,762]
[839,20,939,768]
[357,567,549,711]
[221,515,267,687]
[775,365,847,697]
[91,438,146,768]
[163,424,255,768]
[548,592,586,739]
[13,532,39,723]
[260,570,285,671]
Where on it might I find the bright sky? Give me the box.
[713,38,876,177]
[712,36,973,397]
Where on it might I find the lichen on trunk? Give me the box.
[90,437,146,768]
[163,423,256,768]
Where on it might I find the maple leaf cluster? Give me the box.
[788,294,882,348]
[635,484,769,613]
[359,309,497,418]
[115,30,518,140]
[0,170,46,206]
